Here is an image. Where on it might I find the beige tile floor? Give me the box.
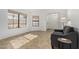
[0,30,53,49]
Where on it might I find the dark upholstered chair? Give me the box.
[51,26,78,49]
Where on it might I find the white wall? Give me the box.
[29,9,68,30]
[0,9,68,39]
[45,9,68,29]
[0,9,46,39]
[67,9,79,29]
[0,9,31,39]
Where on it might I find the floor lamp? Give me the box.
[60,17,66,29]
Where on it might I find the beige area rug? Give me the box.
[9,33,38,49]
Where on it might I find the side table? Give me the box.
[57,38,72,49]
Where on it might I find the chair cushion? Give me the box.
[63,26,74,34]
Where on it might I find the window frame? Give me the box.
[32,16,39,27]
[19,14,27,28]
[8,10,27,29]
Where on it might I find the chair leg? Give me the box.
[51,45,54,49]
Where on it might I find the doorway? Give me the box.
[46,13,59,30]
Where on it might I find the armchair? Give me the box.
[51,26,78,49]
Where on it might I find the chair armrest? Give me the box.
[54,29,63,32]
[53,32,76,37]
[52,32,64,36]
[63,32,76,36]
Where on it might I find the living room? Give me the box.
[1,0,79,59]
[0,9,79,49]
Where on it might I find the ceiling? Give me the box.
[11,9,67,15]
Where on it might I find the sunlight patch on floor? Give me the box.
[9,33,38,49]
[24,33,38,40]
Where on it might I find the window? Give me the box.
[32,16,39,27]
[8,10,27,29]
[19,14,27,28]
